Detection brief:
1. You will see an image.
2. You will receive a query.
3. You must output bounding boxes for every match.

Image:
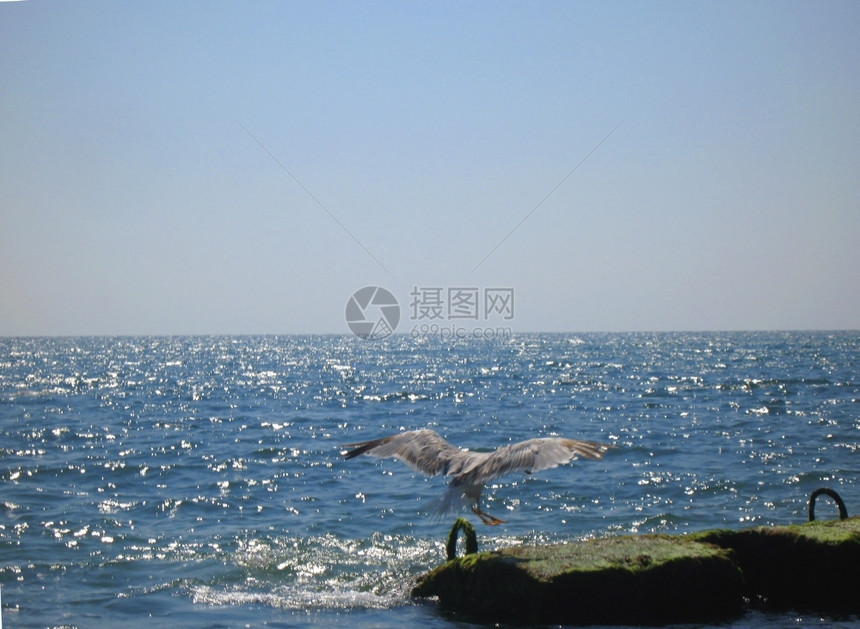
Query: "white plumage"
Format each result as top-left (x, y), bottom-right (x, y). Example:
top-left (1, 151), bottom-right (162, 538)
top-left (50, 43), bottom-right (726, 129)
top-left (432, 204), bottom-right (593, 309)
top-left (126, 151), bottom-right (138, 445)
top-left (343, 428), bottom-right (612, 524)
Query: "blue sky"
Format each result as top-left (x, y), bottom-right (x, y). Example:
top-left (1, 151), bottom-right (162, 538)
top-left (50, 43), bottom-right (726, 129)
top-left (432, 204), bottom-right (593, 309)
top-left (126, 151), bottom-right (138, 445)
top-left (2, 1), bottom-right (858, 335)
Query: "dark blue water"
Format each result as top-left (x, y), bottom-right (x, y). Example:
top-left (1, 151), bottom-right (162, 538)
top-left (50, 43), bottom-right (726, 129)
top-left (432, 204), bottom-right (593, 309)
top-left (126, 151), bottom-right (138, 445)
top-left (1, 333), bottom-right (858, 628)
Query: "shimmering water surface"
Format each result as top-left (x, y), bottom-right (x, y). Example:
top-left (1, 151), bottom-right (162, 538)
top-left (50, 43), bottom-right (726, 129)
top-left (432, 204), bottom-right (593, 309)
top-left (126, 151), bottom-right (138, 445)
top-left (1, 333), bottom-right (858, 628)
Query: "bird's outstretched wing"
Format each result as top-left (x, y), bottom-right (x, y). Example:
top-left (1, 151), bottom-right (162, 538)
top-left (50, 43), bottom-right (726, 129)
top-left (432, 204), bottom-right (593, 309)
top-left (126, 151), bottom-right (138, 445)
top-left (343, 430), bottom-right (612, 483)
top-left (456, 437), bottom-right (613, 486)
top-left (342, 429), bottom-right (466, 477)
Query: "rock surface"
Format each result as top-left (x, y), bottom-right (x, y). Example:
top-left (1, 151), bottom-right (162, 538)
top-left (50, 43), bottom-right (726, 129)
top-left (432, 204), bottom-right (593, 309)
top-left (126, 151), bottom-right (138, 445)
top-left (413, 534), bottom-right (744, 625)
top-left (694, 516), bottom-right (860, 612)
top-left (413, 517), bottom-right (860, 625)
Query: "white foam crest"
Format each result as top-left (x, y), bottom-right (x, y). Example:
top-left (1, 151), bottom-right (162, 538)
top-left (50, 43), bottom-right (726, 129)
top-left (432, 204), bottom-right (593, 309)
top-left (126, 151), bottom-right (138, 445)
top-left (190, 582), bottom-right (406, 610)
top-left (191, 532), bottom-right (446, 611)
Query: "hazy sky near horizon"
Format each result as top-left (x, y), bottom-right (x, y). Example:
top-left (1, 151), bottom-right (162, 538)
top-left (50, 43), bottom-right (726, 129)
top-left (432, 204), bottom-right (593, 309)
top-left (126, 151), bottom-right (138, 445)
top-left (2, 1), bottom-right (858, 335)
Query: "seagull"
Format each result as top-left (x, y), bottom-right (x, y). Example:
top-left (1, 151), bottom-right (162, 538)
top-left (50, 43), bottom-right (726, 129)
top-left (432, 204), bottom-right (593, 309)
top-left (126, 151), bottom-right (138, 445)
top-left (342, 429), bottom-right (612, 525)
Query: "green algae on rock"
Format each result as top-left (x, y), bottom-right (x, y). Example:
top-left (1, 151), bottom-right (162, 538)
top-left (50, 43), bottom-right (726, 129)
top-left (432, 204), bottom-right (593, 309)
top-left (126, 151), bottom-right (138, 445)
top-left (694, 516), bottom-right (860, 612)
top-left (412, 534), bottom-right (744, 625)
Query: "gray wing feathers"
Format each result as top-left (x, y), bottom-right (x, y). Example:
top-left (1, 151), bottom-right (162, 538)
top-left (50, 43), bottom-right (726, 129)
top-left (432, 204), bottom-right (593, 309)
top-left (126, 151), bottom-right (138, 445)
top-left (456, 437), bottom-right (612, 485)
top-left (342, 429), bottom-right (465, 477)
top-left (343, 430), bottom-right (611, 484)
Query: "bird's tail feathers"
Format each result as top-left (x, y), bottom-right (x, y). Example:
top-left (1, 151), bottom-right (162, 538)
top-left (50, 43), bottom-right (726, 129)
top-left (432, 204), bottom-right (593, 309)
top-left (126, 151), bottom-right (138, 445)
top-left (424, 485), bottom-right (472, 518)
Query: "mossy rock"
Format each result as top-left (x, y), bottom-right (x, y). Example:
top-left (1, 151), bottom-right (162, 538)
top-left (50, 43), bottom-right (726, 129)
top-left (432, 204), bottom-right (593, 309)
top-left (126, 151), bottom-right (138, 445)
top-left (412, 534), bottom-right (744, 625)
top-left (694, 516), bottom-right (860, 612)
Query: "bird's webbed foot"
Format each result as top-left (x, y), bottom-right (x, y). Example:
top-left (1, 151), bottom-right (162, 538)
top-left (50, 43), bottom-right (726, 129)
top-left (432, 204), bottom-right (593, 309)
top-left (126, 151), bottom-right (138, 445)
top-left (471, 505), bottom-right (506, 525)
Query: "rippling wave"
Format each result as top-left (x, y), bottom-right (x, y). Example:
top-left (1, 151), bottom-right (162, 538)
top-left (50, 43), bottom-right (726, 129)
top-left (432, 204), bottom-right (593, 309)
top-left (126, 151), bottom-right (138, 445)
top-left (1, 333), bottom-right (858, 627)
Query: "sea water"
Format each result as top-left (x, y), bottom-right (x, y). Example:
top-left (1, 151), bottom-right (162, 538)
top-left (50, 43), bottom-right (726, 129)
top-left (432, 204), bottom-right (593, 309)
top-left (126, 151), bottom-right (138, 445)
top-left (1, 333), bottom-right (858, 628)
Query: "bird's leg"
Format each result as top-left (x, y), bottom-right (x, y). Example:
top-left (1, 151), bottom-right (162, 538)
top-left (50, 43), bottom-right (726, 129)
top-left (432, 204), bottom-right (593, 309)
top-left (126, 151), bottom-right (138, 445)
top-left (471, 504), bottom-right (506, 526)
